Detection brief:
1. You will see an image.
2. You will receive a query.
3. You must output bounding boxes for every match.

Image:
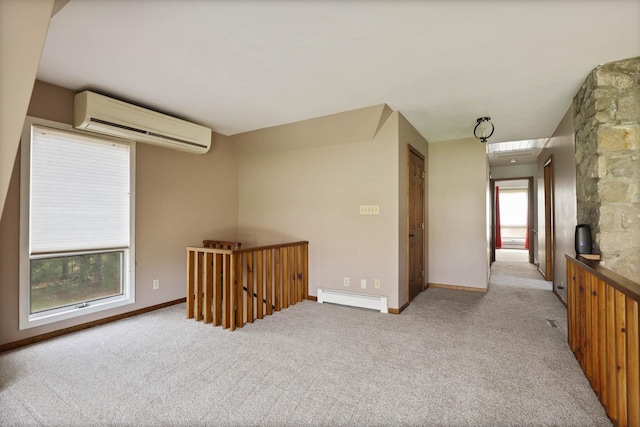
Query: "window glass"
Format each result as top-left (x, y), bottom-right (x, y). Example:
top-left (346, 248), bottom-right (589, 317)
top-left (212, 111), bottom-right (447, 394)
top-left (20, 120), bottom-right (135, 329)
top-left (499, 189), bottom-right (528, 227)
top-left (30, 252), bottom-right (123, 314)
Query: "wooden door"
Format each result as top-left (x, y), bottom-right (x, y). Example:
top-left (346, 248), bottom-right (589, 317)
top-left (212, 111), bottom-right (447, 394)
top-left (490, 179), bottom-right (496, 264)
top-left (543, 157), bottom-right (554, 281)
top-left (527, 178), bottom-right (535, 264)
top-left (408, 147), bottom-right (425, 301)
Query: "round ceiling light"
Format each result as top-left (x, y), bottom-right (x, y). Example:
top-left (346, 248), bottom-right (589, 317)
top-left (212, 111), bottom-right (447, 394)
top-left (474, 117), bottom-right (494, 143)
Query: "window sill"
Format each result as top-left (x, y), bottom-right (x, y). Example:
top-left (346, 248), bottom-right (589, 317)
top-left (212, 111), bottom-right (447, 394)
top-left (20, 294), bottom-right (135, 330)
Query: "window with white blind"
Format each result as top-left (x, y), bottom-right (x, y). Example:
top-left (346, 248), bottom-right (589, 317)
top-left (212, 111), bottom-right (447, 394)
top-left (498, 189), bottom-right (528, 227)
top-left (20, 118), bottom-right (135, 329)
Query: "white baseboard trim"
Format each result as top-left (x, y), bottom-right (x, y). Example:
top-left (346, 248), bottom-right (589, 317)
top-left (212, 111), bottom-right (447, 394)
top-left (428, 283), bottom-right (488, 293)
top-left (317, 288), bottom-right (388, 313)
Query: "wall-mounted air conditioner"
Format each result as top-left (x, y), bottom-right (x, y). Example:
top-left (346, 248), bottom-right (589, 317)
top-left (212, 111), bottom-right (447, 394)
top-left (73, 91), bottom-right (212, 154)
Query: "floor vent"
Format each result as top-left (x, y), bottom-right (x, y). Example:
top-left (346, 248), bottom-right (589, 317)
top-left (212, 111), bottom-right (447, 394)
top-left (546, 319), bottom-right (558, 328)
top-left (317, 288), bottom-right (388, 313)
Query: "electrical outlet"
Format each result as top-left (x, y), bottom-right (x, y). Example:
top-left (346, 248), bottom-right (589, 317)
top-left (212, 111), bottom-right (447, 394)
top-left (153, 279), bottom-right (159, 290)
top-left (361, 279), bottom-right (366, 289)
top-left (374, 279), bottom-right (381, 289)
top-left (344, 277), bottom-right (350, 287)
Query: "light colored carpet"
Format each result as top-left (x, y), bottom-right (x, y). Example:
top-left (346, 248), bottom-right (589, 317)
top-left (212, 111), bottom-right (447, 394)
top-left (495, 249), bottom-right (529, 263)
top-left (1, 262), bottom-right (610, 426)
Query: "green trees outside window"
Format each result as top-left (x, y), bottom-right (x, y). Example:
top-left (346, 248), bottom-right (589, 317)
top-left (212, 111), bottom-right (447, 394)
top-left (30, 252), bottom-right (122, 313)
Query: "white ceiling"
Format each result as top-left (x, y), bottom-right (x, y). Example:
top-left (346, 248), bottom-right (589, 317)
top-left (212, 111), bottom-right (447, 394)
top-left (38, 1), bottom-right (639, 154)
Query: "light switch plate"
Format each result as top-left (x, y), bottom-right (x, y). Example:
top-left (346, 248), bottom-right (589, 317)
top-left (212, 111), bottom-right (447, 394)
top-left (359, 205), bottom-right (380, 215)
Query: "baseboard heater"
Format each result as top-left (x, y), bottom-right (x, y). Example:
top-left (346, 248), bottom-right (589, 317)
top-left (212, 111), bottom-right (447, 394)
top-left (317, 288), bottom-right (388, 313)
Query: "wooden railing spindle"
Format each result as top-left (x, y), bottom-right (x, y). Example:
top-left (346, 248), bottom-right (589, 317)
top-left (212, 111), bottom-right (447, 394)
top-left (223, 253), bottom-right (231, 329)
top-left (303, 243), bottom-right (308, 300)
top-left (288, 246), bottom-right (295, 305)
top-left (247, 252), bottom-right (254, 323)
top-left (187, 241), bottom-right (309, 332)
top-left (204, 252), bottom-right (213, 324)
top-left (296, 245), bottom-right (303, 303)
top-left (235, 254), bottom-right (244, 328)
top-left (187, 250), bottom-right (195, 319)
top-left (228, 253), bottom-right (235, 331)
top-left (195, 252), bottom-right (204, 321)
top-left (214, 253), bottom-right (222, 326)
top-left (257, 250), bottom-right (264, 319)
top-left (282, 248), bottom-right (289, 309)
top-left (266, 249), bottom-right (273, 316)
top-left (275, 249), bottom-right (282, 311)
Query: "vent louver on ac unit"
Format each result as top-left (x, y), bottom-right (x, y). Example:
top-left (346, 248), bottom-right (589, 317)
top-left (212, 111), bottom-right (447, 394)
top-left (73, 91), bottom-right (212, 154)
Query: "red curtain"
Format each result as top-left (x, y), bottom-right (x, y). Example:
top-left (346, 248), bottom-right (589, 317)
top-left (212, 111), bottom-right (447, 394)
top-left (495, 186), bottom-right (502, 248)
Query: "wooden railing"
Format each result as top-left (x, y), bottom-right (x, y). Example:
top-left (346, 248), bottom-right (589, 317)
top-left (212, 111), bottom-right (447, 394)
top-left (566, 255), bottom-right (640, 427)
top-left (186, 241), bottom-right (309, 331)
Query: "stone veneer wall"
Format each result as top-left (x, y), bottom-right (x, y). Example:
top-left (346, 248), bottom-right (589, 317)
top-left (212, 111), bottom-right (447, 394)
top-left (573, 56), bottom-right (640, 283)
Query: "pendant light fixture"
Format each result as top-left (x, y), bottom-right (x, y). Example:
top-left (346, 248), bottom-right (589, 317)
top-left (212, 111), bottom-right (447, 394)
top-left (474, 117), bottom-right (494, 143)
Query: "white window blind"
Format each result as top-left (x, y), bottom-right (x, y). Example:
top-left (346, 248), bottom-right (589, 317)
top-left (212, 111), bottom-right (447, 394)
top-left (498, 189), bottom-right (528, 227)
top-left (30, 126), bottom-right (131, 254)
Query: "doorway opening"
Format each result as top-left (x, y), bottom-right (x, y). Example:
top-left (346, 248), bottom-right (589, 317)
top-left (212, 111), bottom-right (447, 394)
top-left (491, 177), bottom-right (534, 264)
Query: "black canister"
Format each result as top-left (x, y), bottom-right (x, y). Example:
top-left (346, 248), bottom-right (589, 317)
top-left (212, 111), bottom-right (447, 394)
top-left (575, 224), bottom-right (592, 254)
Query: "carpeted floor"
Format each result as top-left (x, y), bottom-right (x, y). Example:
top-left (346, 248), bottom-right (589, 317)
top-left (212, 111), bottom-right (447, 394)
top-left (495, 249), bottom-right (529, 263)
top-left (0, 262), bottom-right (611, 426)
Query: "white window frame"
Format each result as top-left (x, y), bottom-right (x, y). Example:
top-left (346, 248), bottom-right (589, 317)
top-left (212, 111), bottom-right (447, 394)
top-left (498, 188), bottom-right (529, 227)
top-left (19, 117), bottom-right (136, 330)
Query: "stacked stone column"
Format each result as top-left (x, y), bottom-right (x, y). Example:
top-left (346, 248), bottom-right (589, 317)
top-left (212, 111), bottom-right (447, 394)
top-left (574, 57), bottom-right (640, 283)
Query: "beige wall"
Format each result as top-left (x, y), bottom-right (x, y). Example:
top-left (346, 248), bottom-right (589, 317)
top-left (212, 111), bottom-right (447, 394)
top-left (0, 81), bottom-right (239, 345)
top-left (232, 104), bottom-right (393, 157)
top-left (428, 138), bottom-right (489, 289)
top-left (135, 136), bottom-right (239, 303)
top-left (233, 105), bottom-right (421, 310)
top-left (491, 163), bottom-right (538, 180)
top-left (537, 105), bottom-right (576, 303)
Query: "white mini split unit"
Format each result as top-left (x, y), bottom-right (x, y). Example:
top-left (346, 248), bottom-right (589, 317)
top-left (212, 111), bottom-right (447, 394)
top-left (74, 91), bottom-right (212, 154)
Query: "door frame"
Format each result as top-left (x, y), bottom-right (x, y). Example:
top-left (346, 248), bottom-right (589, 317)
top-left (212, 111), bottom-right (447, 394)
top-left (407, 145), bottom-right (426, 304)
top-left (542, 156), bottom-right (554, 281)
top-left (490, 176), bottom-right (535, 264)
